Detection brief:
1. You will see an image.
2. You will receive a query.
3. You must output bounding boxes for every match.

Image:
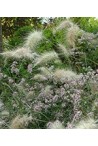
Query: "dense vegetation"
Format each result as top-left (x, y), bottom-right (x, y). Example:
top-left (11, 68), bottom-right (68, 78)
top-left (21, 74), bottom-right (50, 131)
top-left (0, 17), bottom-right (98, 129)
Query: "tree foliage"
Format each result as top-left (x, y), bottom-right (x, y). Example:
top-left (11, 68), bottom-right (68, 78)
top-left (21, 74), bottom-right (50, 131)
top-left (71, 17), bottom-right (98, 33)
top-left (1, 17), bottom-right (43, 38)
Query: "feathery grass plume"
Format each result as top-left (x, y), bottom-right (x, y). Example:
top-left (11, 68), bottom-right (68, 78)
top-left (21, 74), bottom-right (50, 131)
top-left (89, 80), bottom-right (98, 94)
top-left (0, 47), bottom-right (36, 59)
top-left (53, 69), bottom-right (79, 83)
top-left (75, 118), bottom-right (98, 129)
top-left (10, 115), bottom-right (32, 129)
top-left (53, 20), bottom-right (73, 33)
top-left (66, 25), bottom-right (81, 48)
top-left (33, 74), bottom-right (48, 81)
top-left (34, 51), bottom-right (59, 66)
top-left (24, 31), bottom-right (43, 50)
top-left (15, 84), bottom-right (27, 95)
top-left (26, 91), bottom-right (35, 101)
top-left (47, 120), bottom-right (64, 129)
top-left (43, 85), bottom-right (52, 96)
top-left (39, 67), bottom-right (53, 79)
top-left (57, 44), bottom-right (70, 57)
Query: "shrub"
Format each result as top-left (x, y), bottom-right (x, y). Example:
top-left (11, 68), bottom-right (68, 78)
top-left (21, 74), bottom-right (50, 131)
top-left (0, 18), bottom-right (98, 129)
top-left (8, 26), bottom-right (33, 49)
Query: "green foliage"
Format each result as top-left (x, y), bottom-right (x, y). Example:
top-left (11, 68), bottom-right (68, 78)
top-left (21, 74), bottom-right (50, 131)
top-left (71, 17), bottom-right (98, 33)
top-left (36, 28), bottom-right (67, 54)
top-left (8, 26), bottom-right (33, 49)
top-left (1, 17), bottom-right (43, 38)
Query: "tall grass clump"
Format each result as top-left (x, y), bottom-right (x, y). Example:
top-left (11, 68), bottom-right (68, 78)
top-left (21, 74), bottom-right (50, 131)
top-left (24, 31), bottom-right (44, 51)
top-left (0, 18), bottom-right (98, 129)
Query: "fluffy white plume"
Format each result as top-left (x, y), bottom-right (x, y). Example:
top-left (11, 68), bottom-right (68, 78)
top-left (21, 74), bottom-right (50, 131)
top-left (33, 74), bottom-right (48, 81)
top-left (42, 85), bottom-right (52, 96)
top-left (26, 91), bottom-right (35, 101)
top-left (10, 115), bottom-right (32, 129)
top-left (57, 44), bottom-right (70, 57)
top-left (47, 120), bottom-right (64, 129)
top-left (24, 31), bottom-right (43, 50)
top-left (35, 51), bottom-right (59, 66)
top-left (66, 25), bottom-right (81, 48)
top-left (0, 47), bottom-right (37, 59)
top-left (39, 67), bottom-right (53, 79)
top-left (53, 69), bottom-right (79, 83)
top-left (75, 118), bottom-right (98, 129)
top-left (54, 20), bottom-right (73, 33)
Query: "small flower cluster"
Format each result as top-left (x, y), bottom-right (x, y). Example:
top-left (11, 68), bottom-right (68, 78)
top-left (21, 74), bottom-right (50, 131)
top-left (27, 64), bottom-right (33, 73)
top-left (11, 61), bottom-right (19, 75)
top-left (1, 63), bottom-right (98, 128)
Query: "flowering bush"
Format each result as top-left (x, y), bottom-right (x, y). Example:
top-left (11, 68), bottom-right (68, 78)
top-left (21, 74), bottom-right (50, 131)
top-left (0, 18), bottom-right (98, 129)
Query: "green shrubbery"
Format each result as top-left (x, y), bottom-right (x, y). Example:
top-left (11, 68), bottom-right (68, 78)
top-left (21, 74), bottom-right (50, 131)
top-left (72, 17), bottom-right (98, 33)
top-left (4, 26), bottom-right (33, 50)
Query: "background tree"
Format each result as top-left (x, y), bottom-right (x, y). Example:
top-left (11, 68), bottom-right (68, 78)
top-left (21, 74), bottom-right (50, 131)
top-left (71, 17), bottom-right (98, 33)
top-left (1, 17), bottom-right (55, 38)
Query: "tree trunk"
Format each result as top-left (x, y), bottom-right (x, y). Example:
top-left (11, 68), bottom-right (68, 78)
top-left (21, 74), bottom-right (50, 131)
top-left (0, 18), bottom-right (3, 53)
